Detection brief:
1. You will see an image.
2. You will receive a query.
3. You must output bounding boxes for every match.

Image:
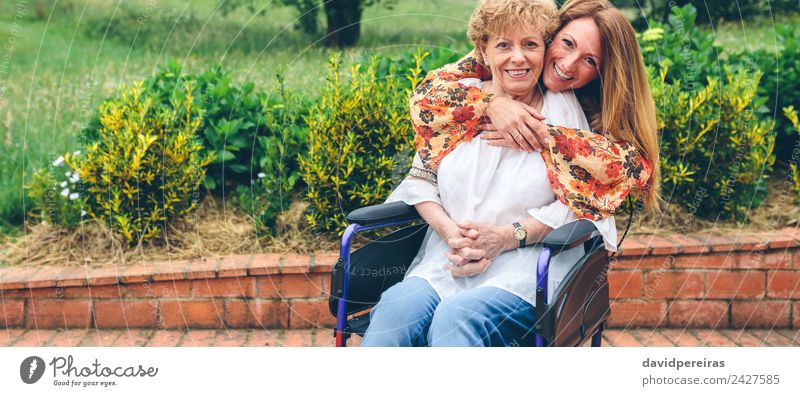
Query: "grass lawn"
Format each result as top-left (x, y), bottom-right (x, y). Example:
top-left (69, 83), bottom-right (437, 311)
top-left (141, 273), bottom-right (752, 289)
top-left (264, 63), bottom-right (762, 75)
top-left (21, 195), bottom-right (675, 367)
top-left (708, 13), bottom-right (800, 53)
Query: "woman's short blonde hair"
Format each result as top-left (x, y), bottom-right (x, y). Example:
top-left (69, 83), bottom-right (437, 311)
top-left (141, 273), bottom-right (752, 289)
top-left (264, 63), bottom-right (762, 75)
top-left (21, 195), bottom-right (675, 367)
top-left (467, 0), bottom-right (559, 52)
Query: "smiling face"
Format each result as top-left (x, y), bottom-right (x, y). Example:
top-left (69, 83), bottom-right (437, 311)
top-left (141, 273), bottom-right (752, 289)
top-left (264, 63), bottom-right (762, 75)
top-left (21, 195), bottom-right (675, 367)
top-left (480, 27), bottom-right (546, 99)
top-left (543, 16), bottom-right (603, 92)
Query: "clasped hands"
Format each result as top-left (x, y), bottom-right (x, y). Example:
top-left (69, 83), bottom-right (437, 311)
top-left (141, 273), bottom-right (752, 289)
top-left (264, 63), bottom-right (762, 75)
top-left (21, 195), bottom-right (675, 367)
top-left (442, 221), bottom-right (514, 278)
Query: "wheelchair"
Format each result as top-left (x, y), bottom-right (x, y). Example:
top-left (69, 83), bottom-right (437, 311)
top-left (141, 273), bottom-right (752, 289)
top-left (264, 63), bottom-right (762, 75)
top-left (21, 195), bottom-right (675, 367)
top-left (328, 201), bottom-right (611, 347)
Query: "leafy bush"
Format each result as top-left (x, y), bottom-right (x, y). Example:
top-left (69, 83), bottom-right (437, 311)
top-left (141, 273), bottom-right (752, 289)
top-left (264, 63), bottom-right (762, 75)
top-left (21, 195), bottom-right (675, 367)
top-left (26, 154), bottom-right (86, 227)
top-left (187, 65), bottom-right (266, 194)
top-left (66, 81), bottom-right (213, 244)
top-left (783, 106), bottom-right (800, 202)
top-left (653, 66), bottom-right (776, 221)
top-left (638, 4), bottom-right (723, 90)
top-left (235, 74), bottom-right (310, 235)
top-left (640, 4), bottom-right (798, 164)
top-left (728, 24), bottom-right (800, 161)
top-left (299, 52), bottom-right (424, 232)
top-left (83, 61), bottom-right (268, 195)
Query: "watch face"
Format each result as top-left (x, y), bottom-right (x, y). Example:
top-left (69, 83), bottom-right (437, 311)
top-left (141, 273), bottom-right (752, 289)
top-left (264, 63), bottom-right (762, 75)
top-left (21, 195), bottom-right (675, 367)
top-left (514, 228), bottom-right (526, 240)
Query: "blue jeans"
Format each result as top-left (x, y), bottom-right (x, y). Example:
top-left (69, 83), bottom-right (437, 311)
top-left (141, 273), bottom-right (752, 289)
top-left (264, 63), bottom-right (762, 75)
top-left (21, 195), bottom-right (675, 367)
top-left (361, 277), bottom-right (538, 347)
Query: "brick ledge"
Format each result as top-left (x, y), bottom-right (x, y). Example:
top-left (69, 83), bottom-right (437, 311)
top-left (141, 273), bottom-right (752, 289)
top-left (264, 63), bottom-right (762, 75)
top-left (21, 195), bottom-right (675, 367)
top-left (1, 228), bottom-right (798, 291)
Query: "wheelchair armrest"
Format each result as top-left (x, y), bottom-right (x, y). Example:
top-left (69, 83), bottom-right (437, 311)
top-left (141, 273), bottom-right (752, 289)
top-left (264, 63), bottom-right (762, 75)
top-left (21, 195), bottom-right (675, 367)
top-left (542, 219), bottom-right (599, 254)
top-left (345, 201), bottom-right (423, 226)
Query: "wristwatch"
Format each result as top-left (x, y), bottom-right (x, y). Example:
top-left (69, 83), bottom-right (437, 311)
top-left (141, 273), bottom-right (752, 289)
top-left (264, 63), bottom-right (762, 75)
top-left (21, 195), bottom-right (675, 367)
top-left (512, 222), bottom-right (527, 248)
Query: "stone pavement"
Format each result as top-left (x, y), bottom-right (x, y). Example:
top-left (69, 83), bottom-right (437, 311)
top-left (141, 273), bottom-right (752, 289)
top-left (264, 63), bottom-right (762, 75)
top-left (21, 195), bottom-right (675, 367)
top-left (2, 328), bottom-right (798, 347)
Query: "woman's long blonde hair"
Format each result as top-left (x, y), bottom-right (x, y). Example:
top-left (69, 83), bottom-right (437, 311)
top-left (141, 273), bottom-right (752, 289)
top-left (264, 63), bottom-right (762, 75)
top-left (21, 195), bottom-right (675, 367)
top-left (560, 0), bottom-right (661, 213)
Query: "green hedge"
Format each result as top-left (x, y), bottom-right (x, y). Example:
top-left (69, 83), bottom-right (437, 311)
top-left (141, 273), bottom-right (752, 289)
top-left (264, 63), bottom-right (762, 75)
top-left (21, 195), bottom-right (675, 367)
top-left (235, 72), bottom-right (309, 235)
top-left (28, 81), bottom-right (213, 243)
top-left (640, 4), bottom-right (799, 166)
top-left (653, 66), bottom-right (776, 221)
top-left (299, 52), bottom-right (425, 232)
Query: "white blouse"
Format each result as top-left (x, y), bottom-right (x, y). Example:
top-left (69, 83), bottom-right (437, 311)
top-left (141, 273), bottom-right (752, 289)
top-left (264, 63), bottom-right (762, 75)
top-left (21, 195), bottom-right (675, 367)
top-left (386, 79), bottom-right (616, 305)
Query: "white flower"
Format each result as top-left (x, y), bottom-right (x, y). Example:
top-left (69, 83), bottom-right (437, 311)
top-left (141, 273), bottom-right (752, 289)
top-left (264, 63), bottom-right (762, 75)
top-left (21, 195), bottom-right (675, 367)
top-left (60, 181), bottom-right (67, 188)
top-left (80, 210), bottom-right (87, 217)
top-left (66, 171), bottom-right (72, 177)
top-left (69, 192), bottom-right (79, 200)
top-left (73, 150), bottom-right (80, 156)
top-left (70, 173), bottom-right (80, 183)
top-left (60, 188), bottom-right (70, 197)
top-left (257, 172), bottom-right (266, 179)
top-left (53, 156), bottom-right (64, 167)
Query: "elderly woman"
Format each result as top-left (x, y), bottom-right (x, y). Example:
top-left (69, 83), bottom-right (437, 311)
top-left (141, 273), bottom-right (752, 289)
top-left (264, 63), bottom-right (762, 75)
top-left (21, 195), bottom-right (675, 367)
top-left (361, 0), bottom-right (623, 347)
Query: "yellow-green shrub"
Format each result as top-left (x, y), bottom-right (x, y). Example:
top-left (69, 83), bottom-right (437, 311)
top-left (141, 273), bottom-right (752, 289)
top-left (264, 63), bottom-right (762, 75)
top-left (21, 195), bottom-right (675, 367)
top-left (64, 81), bottom-right (214, 244)
top-left (783, 106), bottom-right (800, 202)
top-left (652, 66), bottom-right (776, 221)
top-left (26, 154), bottom-right (86, 227)
top-left (299, 52), bottom-right (425, 232)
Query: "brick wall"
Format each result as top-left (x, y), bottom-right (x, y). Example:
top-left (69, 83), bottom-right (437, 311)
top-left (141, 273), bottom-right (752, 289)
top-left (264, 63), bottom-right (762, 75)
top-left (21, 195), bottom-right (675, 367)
top-left (1, 230), bottom-right (799, 330)
top-left (609, 232), bottom-right (799, 328)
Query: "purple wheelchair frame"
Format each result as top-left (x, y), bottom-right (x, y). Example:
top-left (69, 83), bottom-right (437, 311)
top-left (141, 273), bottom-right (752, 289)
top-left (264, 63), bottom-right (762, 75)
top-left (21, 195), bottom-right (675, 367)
top-left (334, 220), bottom-right (604, 347)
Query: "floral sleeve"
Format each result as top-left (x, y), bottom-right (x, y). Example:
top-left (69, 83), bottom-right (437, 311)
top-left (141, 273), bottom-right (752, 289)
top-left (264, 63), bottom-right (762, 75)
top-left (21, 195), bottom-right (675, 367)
top-left (409, 49), bottom-right (494, 170)
top-left (541, 125), bottom-right (653, 220)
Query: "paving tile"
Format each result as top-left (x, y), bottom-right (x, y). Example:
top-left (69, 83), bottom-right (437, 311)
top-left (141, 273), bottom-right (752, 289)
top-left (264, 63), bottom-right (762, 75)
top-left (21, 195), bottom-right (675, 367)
top-left (0, 328), bottom-right (27, 346)
top-left (12, 330), bottom-right (57, 346)
top-left (720, 329), bottom-right (767, 346)
top-left (179, 330), bottom-right (218, 347)
top-left (79, 330), bottom-right (122, 347)
top-left (47, 329), bottom-right (88, 347)
top-left (245, 329), bottom-right (282, 347)
top-left (691, 329), bottom-right (739, 347)
top-left (5, 328), bottom-right (796, 347)
top-left (317, 331), bottom-right (339, 347)
top-left (774, 329), bottom-right (800, 346)
top-left (659, 329), bottom-right (704, 346)
top-left (281, 329), bottom-right (316, 347)
top-left (145, 330), bottom-right (185, 347)
top-left (747, 329), bottom-right (797, 347)
top-left (213, 330), bottom-right (249, 347)
top-left (629, 329), bottom-right (675, 346)
top-left (112, 329), bottom-right (154, 347)
top-left (603, 329), bottom-right (643, 346)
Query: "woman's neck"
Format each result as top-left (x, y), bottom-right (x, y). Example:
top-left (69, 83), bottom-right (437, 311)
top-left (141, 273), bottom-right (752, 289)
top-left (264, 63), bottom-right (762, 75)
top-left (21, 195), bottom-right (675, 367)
top-left (511, 90), bottom-right (542, 109)
top-left (482, 81), bottom-right (545, 111)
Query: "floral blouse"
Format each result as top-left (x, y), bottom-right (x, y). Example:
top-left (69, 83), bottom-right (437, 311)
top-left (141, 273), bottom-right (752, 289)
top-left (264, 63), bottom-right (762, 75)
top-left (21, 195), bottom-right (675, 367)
top-left (409, 49), bottom-right (653, 220)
